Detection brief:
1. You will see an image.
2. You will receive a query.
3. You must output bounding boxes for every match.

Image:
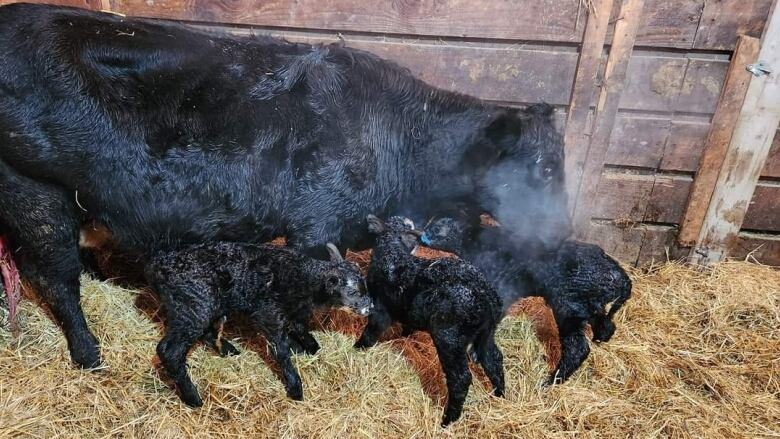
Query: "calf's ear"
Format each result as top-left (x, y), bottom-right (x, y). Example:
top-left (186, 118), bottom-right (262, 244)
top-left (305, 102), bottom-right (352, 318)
top-left (366, 214), bottom-right (386, 234)
top-left (401, 232), bottom-right (419, 250)
top-left (325, 243), bottom-right (344, 263)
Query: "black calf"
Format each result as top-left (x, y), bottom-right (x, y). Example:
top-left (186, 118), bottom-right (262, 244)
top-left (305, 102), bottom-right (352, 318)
top-left (421, 218), bottom-right (632, 383)
top-left (357, 215), bottom-right (504, 426)
top-left (145, 242), bottom-right (370, 406)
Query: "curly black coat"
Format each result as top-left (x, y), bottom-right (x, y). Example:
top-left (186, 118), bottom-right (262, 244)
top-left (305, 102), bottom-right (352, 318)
top-left (421, 218), bottom-right (631, 384)
top-left (0, 3), bottom-right (569, 368)
top-left (357, 215), bottom-right (504, 426)
top-left (144, 242), bottom-right (370, 407)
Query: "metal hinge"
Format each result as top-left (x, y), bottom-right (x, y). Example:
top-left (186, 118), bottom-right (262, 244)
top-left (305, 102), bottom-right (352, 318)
top-left (746, 61), bottom-right (772, 77)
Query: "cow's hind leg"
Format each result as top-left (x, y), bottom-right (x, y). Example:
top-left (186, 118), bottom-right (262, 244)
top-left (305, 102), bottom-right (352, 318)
top-left (0, 163), bottom-right (100, 368)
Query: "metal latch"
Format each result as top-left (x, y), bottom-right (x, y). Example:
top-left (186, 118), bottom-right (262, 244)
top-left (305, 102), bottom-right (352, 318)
top-left (746, 61), bottom-right (772, 77)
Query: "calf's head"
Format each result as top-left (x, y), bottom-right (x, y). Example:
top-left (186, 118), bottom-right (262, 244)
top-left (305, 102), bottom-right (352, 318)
top-left (419, 217), bottom-right (466, 254)
top-left (322, 243), bottom-right (372, 316)
top-left (366, 214), bottom-right (422, 253)
top-left (469, 103), bottom-right (572, 250)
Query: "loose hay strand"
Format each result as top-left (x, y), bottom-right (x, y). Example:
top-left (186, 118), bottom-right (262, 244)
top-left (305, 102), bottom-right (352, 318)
top-left (0, 261), bottom-right (778, 438)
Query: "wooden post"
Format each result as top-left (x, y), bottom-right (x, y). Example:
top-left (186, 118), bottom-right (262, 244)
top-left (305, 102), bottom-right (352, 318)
top-left (677, 35), bottom-right (761, 246)
top-left (564, 0), bottom-right (615, 213)
top-left (690, 0), bottom-right (780, 265)
top-left (572, 0), bottom-right (645, 238)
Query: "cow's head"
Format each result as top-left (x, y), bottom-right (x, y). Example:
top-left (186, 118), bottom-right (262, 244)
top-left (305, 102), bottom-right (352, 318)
top-left (467, 103), bottom-right (572, 250)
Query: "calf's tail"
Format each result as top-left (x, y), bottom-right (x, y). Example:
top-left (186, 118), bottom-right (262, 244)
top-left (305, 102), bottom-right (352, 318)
top-left (606, 275), bottom-right (632, 320)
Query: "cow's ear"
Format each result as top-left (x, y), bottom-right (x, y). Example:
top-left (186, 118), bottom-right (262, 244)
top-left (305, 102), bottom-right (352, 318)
top-left (485, 108), bottom-right (522, 150)
top-left (465, 109), bottom-right (521, 170)
top-left (366, 214), bottom-right (386, 234)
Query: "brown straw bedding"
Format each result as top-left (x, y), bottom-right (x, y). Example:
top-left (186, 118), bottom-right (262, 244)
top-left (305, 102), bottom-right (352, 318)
top-left (1, 259), bottom-right (778, 438)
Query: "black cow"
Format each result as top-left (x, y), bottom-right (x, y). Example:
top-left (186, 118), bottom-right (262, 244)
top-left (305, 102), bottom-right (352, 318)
top-left (0, 4), bottom-right (570, 368)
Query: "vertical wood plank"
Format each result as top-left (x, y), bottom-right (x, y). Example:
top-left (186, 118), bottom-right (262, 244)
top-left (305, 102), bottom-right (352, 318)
top-left (677, 35), bottom-right (761, 246)
top-left (573, 0), bottom-right (646, 238)
top-left (691, 0), bottom-right (780, 264)
top-left (564, 0), bottom-right (615, 213)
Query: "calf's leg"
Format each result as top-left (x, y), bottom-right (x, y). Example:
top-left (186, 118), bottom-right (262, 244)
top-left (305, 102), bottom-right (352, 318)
top-left (252, 310), bottom-right (303, 400)
top-left (431, 329), bottom-right (472, 426)
top-left (473, 330), bottom-right (505, 397)
top-left (157, 312), bottom-right (213, 407)
top-left (548, 316), bottom-right (589, 385)
top-left (0, 166), bottom-right (100, 368)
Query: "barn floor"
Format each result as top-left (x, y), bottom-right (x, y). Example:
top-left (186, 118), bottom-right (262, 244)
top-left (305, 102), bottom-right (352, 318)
top-left (0, 260), bottom-right (778, 438)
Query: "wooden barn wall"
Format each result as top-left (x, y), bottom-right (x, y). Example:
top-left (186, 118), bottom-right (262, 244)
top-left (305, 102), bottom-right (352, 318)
top-left (1, 0), bottom-right (776, 265)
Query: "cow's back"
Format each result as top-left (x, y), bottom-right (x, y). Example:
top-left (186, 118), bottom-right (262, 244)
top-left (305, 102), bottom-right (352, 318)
top-left (0, 4), bottom-right (317, 249)
top-left (0, 4), bottom-right (493, 253)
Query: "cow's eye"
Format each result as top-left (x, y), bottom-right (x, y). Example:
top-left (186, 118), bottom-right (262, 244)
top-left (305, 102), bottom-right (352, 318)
top-left (542, 166), bottom-right (554, 180)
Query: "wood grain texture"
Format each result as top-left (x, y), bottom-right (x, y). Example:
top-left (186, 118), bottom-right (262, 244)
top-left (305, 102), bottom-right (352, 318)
top-left (585, 221), bottom-right (645, 263)
top-left (604, 116), bottom-right (670, 169)
top-left (591, 173), bottom-right (655, 221)
top-left (636, 225), bottom-right (690, 265)
top-left (660, 121), bottom-right (711, 172)
top-left (694, 0), bottom-right (774, 49)
top-left (741, 183), bottom-right (780, 231)
top-left (692, 3), bottom-right (780, 264)
top-left (591, 172), bottom-right (691, 224)
top-left (564, 0), bottom-right (615, 214)
top-left (573, 0), bottom-right (645, 238)
top-left (107, 0), bottom-right (587, 43)
top-left (730, 232), bottom-right (780, 265)
top-left (644, 175), bottom-right (692, 224)
top-left (0, 0), bottom-right (91, 6)
top-left (760, 129), bottom-right (780, 177)
top-left (619, 0), bottom-right (703, 48)
top-left (100, 0), bottom-right (768, 49)
top-left (675, 58), bottom-right (729, 114)
top-left (677, 36), bottom-right (760, 246)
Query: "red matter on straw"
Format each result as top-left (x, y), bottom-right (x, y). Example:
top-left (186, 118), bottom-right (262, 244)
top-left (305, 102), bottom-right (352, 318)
top-left (0, 236), bottom-right (21, 335)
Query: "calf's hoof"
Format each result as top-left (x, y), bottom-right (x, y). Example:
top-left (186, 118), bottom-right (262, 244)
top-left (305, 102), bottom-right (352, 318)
top-left (70, 337), bottom-right (103, 370)
top-left (591, 320), bottom-right (616, 343)
top-left (286, 386), bottom-right (304, 401)
top-left (179, 386), bottom-right (204, 408)
top-left (441, 411), bottom-right (460, 427)
top-left (353, 338), bottom-right (374, 350)
top-left (218, 340), bottom-right (241, 357)
top-left (300, 340), bottom-right (320, 355)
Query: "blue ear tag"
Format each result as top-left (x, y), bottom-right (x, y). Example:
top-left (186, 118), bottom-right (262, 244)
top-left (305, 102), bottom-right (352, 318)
top-left (420, 233), bottom-right (432, 246)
